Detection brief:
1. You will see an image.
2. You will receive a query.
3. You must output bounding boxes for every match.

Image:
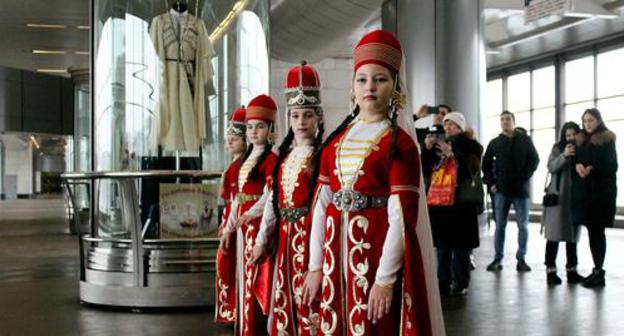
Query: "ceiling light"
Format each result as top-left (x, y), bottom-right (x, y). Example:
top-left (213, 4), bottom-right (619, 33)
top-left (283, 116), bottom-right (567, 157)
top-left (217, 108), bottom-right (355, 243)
top-left (26, 23), bottom-right (67, 29)
top-left (37, 68), bottom-right (68, 74)
top-left (75, 51), bottom-right (89, 55)
top-left (210, 0), bottom-right (248, 43)
top-left (30, 136), bottom-right (40, 149)
top-left (76, 25), bottom-right (90, 30)
top-left (33, 50), bottom-right (67, 55)
top-left (563, 12), bottom-right (618, 19)
top-left (486, 49), bottom-right (501, 55)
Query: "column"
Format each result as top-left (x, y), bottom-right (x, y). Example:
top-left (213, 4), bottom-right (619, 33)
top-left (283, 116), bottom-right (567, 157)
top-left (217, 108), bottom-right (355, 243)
top-left (383, 0), bottom-right (485, 132)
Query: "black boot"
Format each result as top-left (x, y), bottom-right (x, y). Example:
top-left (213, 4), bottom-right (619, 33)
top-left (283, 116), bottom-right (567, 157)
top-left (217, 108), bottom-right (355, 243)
top-left (566, 268), bottom-right (585, 284)
top-left (547, 268), bottom-right (562, 286)
top-left (582, 269), bottom-right (605, 288)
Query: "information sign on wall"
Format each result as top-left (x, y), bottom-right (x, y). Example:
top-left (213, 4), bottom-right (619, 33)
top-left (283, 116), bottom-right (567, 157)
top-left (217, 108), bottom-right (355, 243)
top-left (525, 0), bottom-right (570, 23)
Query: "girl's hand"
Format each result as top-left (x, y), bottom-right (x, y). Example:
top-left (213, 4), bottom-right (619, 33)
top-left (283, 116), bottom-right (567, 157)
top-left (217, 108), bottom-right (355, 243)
top-left (219, 230), bottom-right (232, 250)
top-left (302, 270), bottom-right (322, 307)
top-left (367, 283), bottom-right (393, 324)
top-left (235, 214), bottom-right (255, 230)
top-left (249, 244), bottom-right (265, 265)
top-left (437, 141), bottom-right (453, 158)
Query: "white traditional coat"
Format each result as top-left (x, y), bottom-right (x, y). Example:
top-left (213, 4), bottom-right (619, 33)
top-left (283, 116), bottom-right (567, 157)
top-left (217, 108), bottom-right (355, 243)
top-left (149, 9), bottom-right (215, 151)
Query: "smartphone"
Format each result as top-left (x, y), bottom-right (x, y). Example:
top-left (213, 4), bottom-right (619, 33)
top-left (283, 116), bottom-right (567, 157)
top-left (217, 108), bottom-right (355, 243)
top-left (427, 106), bottom-right (439, 115)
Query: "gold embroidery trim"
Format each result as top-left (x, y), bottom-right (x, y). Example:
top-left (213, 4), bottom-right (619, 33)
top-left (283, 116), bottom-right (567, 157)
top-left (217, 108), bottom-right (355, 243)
top-left (337, 126), bottom-right (390, 190)
top-left (339, 154), bottom-right (367, 159)
top-left (347, 215), bottom-right (370, 336)
top-left (320, 217), bottom-right (338, 334)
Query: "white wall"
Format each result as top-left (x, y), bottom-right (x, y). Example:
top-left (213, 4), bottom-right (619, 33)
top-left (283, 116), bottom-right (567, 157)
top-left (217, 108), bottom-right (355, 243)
top-left (4, 141), bottom-right (34, 196)
top-left (270, 58), bottom-right (353, 140)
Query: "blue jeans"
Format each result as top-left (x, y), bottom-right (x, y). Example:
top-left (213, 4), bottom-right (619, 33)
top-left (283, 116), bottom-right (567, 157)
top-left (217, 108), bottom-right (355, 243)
top-left (437, 248), bottom-right (471, 289)
top-left (493, 192), bottom-right (530, 261)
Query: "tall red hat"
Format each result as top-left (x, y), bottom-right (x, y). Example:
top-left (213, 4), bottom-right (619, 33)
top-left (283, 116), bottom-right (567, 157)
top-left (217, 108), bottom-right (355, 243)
top-left (246, 94), bottom-right (277, 123)
top-left (227, 106), bottom-right (246, 136)
top-left (353, 29), bottom-right (403, 74)
top-left (285, 61), bottom-right (321, 109)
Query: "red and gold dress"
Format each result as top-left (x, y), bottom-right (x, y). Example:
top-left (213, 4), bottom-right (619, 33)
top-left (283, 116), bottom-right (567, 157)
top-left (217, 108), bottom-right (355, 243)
top-left (256, 145), bottom-right (321, 335)
top-left (215, 156), bottom-right (243, 324)
top-left (309, 119), bottom-right (433, 336)
top-left (225, 146), bottom-right (277, 336)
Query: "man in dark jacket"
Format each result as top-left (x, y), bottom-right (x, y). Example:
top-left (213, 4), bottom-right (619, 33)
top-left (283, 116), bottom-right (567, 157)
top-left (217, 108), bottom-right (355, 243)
top-left (482, 111), bottom-right (539, 272)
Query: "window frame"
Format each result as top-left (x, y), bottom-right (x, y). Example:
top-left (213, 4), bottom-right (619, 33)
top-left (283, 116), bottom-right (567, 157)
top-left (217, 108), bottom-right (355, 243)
top-left (486, 37), bottom-right (624, 216)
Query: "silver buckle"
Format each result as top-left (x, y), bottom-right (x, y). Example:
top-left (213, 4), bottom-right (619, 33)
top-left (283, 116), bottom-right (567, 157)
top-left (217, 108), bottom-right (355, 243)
top-left (279, 206), bottom-right (309, 222)
top-left (333, 189), bottom-right (367, 212)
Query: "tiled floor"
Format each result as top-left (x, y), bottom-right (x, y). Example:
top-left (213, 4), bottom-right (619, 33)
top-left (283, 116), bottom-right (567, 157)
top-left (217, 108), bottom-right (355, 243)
top-left (1, 198), bottom-right (623, 335)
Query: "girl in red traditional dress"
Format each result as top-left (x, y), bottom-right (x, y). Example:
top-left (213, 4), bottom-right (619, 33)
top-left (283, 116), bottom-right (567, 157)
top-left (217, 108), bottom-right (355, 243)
top-left (215, 106), bottom-right (247, 325)
top-left (250, 61), bottom-right (325, 335)
top-left (220, 95), bottom-right (278, 336)
top-left (302, 30), bottom-right (445, 336)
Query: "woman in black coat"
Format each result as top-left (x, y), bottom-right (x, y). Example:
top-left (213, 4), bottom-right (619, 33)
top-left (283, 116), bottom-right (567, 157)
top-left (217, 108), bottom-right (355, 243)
top-left (571, 108), bottom-right (618, 288)
top-left (423, 112), bottom-right (483, 295)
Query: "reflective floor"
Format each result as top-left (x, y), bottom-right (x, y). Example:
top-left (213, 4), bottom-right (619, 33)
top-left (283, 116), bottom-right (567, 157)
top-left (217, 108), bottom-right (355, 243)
top-left (1, 198), bottom-right (623, 335)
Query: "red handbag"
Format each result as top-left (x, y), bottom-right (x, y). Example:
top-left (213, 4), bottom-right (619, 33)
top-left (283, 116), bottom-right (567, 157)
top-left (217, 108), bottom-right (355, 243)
top-left (427, 157), bottom-right (458, 206)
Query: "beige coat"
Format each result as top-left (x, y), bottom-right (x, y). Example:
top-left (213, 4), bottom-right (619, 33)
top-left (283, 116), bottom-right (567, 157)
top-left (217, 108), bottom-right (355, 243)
top-left (149, 10), bottom-right (215, 151)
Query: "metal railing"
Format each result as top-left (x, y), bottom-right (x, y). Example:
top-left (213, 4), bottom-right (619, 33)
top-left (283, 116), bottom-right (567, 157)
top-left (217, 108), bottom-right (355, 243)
top-left (61, 170), bottom-right (222, 307)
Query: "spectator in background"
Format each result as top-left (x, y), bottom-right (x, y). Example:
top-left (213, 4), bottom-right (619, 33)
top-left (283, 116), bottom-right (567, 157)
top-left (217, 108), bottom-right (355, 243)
top-left (541, 122), bottom-right (584, 285)
top-left (415, 103), bottom-right (453, 189)
top-left (572, 108), bottom-right (618, 288)
top-left (483, 111), bottom-right (539, 272)
top-left (422, 112), bottom-right (483, 295)
top-left (437, 104), bottom-right (452, 115)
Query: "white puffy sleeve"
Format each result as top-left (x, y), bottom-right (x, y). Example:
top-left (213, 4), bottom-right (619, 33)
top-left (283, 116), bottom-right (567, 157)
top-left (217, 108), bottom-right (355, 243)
top-left (308, 185), bottom-right (331, 272)
top-left (255, 191), bottom-right (277, 248)
top-left (374, 194), bottom-right (405, 286)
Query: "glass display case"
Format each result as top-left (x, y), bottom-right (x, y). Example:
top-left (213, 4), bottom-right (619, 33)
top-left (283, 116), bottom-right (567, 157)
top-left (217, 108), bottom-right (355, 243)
top-left (92, 0), bottom-right (269, 239)
top-left (64, 0), bottom-right (270, 307)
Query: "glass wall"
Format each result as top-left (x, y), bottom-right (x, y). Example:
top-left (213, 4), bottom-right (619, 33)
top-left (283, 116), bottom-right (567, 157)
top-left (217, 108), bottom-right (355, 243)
top-left (483, 65), bottom-right (556, 204)
top-left (485, 43), bottom-right (624, 208)
top-left (91, 0), bottom-right (270, 237)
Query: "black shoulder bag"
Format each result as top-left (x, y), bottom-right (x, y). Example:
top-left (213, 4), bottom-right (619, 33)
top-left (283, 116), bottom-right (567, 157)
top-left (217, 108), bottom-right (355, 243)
top-left (542, 172), bottom-right (560, 207)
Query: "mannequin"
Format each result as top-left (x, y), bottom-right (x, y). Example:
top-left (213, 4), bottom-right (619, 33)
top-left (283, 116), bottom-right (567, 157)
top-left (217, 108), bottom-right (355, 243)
top-left (171, 0), bottom-right (188, 13)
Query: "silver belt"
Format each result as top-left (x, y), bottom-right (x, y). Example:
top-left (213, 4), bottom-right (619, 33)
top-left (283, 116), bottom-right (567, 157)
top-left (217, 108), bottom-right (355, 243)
top-left (331, 190), bottom-right (388, 212)
top-left (279, 206), bottom-right (309, 222)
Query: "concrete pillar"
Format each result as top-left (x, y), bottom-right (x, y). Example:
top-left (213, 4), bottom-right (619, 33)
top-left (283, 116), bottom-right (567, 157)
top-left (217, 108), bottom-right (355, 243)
top-left (0, 138), bottom-right (5, 199)
top-left (387, 0), bottom-right (437, 107)
top-left (435, 0), bottom-right (484, 131)
top-left (384, 0), bottom-right (485, 133)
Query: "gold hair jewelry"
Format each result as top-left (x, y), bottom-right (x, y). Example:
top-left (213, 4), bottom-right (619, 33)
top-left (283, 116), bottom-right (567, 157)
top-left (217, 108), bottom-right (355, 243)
top-left (390, 91), bottom-right (407, 110)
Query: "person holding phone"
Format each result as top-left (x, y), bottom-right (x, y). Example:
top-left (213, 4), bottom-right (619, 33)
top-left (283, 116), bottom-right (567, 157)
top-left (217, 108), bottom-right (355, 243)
top-left (422, 112), bottom-right (483, 295)
top-left (541, 122), bottom-right (584, 285)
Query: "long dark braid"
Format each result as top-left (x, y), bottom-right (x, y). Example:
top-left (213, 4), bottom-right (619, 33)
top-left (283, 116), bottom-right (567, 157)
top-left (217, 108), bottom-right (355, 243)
top-left (241, 144), bottom-right (254, 164)
top-left (388, 74), bottom-right (402, 160)
top-left (271, 128), bottom-right (295, 223)
top-left (307, 111), bottom-right (326, 204)
top-left (249, 145), bottom-right (273, 180)
top-left (388, 109), bottom-right (400, 160)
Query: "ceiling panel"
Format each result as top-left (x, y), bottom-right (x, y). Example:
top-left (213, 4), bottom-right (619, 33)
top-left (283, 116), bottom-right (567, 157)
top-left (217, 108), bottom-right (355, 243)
top-left (0, 0), bottom-right (89, 75)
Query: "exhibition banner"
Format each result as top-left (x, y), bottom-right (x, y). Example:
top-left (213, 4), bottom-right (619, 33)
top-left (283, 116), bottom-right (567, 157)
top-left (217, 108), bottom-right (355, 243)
top-left (159, 183), bottom-right (219, 238)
